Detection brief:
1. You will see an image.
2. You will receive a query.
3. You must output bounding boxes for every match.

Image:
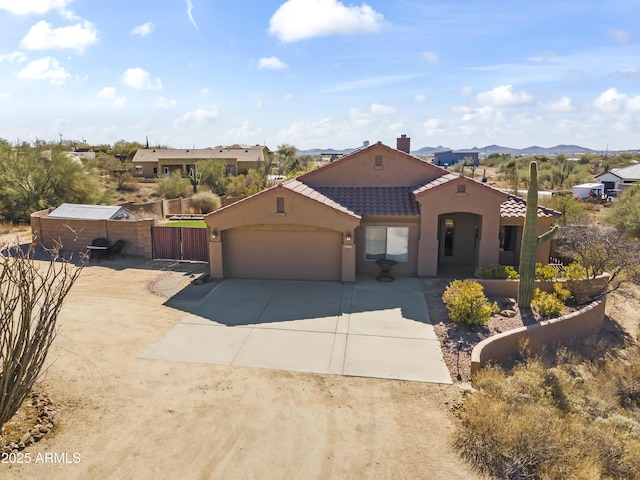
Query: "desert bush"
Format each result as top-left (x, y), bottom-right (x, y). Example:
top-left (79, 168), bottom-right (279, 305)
top-left (535, 262), bottom-right (558, 281)
top-left (457, 357), bottom-right (640, 479)
top-left (562, 262), bottom-right (587, 280)
top-left (190, 191), bottom-right (221, 214)
top-left (442, 280), bottom-right (497, 326)
top-left (475, 263), bottom-right (519, 279)
top-left (156, 171), bottom-right (192, 199)
top-left (531, 290), bottom-right (563, 317)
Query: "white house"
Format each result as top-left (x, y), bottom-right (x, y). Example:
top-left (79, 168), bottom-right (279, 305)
top-left (595, 163), bottom-right (640, 192)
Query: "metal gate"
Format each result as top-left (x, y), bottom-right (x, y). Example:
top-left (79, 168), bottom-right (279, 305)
top-left (152, 226), bottom-right (209, 262)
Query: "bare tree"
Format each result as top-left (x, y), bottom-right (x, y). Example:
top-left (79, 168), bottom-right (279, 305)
top-left (557, 223), bottom-right (640, 296)
top-left (0, 244), bottom-right (83, 432)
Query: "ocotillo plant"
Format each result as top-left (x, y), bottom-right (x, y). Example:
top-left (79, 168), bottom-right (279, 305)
top-left (518, 161), bottom-right (559, 307)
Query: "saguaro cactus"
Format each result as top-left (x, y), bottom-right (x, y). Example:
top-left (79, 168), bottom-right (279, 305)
top-left (518, 161), bottom-right (558, 307)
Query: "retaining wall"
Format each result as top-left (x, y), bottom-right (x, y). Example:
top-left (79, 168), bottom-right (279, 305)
top-left (470, 295), bottom-right (607, 376)
top-left (475, 274), bottom-right (609, 298)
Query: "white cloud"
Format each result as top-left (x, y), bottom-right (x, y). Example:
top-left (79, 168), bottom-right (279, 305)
top-left (543, 96), bottom-right (574, 112)
top-left (283, 92), bottom-right (294, 101)
top-left (173, 106), bottom-right (218, 128)
top-left (424, 118), bottom-right (440, 129)
top-left (0, 0), bottom-right (73, 15)
top-left (475, 85), bottom-right (533, 106)
top-left (155, 96), bottom-right (176, 109)
top-left (258, 56), bottom-right (288, 70)
top-left (608, 29), bottom-right (632, 45)
top-left (200, 88), bottom-right (209, 96)
top-left (224, 121), bottom-right (263, 140)
top-left (0, 51), bottom-right (27, 63)
top-left (414, 93), bottom-right (428, 103)
top-left (122, 67), bottom-right (162, 90)
top-left (0, 93), bottom-right (11, 100)
top-left (113, 97), bottom-right (126, 108)
top-left (132, 22), bottom-right (155, 36)
top-left (370, 103), bottom-right (396, 115)
top-left (422, 51), bottom-right (438, 64)
top-left (97, 86), bottom-right (116, 98)
top-left (18, 56), bottom-right (70, 86)
top-left (21, 20), bottom-right (98, 53)
top-left (186, 0), bottom-right (199, 31)
top-left (593, 87), bottom-right (640, 113)
top-left (268, 0), bottom-right (384, 42)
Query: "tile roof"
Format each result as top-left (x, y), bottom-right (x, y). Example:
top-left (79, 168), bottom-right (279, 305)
top-left (500, 195), bottom-right (560, 218)
top-left (412, 172), bottom-right (460, 194)
top-left (282, 180), bottom-right (362, 218)
top-left (312, 186), bottom-right (420, 216)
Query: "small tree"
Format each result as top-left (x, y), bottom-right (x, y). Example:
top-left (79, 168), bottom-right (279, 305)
top-left (0, 245), bottom-right (83, 432)
top-left (156, 171), bottom-right (192, 199)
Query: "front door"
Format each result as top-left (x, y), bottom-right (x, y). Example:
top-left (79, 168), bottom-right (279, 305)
top-left (438, 217), bottom-right (456, 264)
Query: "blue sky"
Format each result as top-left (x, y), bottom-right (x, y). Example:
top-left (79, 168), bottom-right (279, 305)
top-left (1, 0), bottom-right (639, 151)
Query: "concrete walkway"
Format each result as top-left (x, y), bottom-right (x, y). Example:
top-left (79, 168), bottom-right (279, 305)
top-left (141, 276), bottom-right (451, 383)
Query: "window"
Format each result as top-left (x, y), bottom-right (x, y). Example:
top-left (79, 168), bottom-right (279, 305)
top-left (499, 226), bottom-right (517, 252)
top-left (374, 155), bottom-right (383, 168)
top-left (365, 227), bottom-right (409, 262)
top-left (276, 197), bottom-right (285, 214)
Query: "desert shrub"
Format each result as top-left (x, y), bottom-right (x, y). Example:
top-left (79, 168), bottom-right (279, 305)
top-left (531, 287), bottom-right (566, 318)
top-left (562, 262), bottom-right (587, 280)
top-left (156, 171), bottom-right (191, 199)
top-left (190, 191), bottom-right (221, 214)
top-left (442, 280), bottom-right (497, 326)
top-left (456, 357), bottom-right (640, 479)
top-left (475, 263), bottom-right (519, 279)
top-left (535, 262), bottom-right (558, 281)
top-left (552, 282), bottom-right (571, 302)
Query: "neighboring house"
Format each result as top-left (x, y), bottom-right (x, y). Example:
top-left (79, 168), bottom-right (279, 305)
top-left (595, 163), bottom-right (640, 192)
top-left (433, 150), bottom-right (479, 167)
top-left (131, 144), bottom-right (269, 178)
top-left (204, 137), bottom-right (559, 282)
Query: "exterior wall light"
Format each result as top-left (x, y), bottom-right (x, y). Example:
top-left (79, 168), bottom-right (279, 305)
top-left (211, 229), bottom-right (218, 239)
top-left (345, 232), bottom-right (352, 243)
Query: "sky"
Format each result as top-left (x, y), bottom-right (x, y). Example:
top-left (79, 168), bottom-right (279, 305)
top-left (1, 0), bottom-right (639, 151)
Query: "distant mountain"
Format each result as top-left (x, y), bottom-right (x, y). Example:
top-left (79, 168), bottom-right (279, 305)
top-left (298, 144), bottom-right (615, 157)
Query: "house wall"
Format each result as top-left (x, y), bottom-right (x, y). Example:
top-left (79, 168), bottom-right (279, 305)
top-left (300, 144), bottom-right (446, 188)
top-left (205, 186), bottom-right (360, 281)
top-left (354, 217), bottom-right (420, 276)
top-left (30, 209), bottom-right (154, 258)
top-left (416, 177), bottom-right (505, 276)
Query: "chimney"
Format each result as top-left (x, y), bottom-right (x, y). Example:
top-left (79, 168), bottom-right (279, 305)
top-left (397, 134), bottom-right (410, 154)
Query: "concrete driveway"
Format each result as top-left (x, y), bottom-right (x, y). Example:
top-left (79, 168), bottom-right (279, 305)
top-left (141, 276), bottom-right (451, 383)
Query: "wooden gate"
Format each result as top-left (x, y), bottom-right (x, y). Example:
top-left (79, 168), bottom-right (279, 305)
top-left (152, 226), bottom-right (209, 262)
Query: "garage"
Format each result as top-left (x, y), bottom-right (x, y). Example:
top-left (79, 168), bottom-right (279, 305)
top-left (222, 227), bottom-right (343, 281)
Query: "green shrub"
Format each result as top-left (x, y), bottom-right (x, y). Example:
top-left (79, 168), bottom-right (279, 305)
top-left (553, 282), bottom-right (571, 302)
top-left (190, 191), bottom-right (221, 213)
top-left (536, 262), bottom-right (558, 281)
top-left (531, 288), bottom-right (565, 317)
top-left (562, 262), bottom-right (587, 280)
top-left (475, 264), bottom-right (519, 279)
top-left (442, 280), bottom-right (497, 326)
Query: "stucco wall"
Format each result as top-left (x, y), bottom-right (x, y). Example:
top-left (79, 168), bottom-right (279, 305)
top-left (470, 295), bottom-right (607, 376)
top-left (300, 144), bottom-right (446, 188)
top-left (475, 273), bottom-right (610, 297)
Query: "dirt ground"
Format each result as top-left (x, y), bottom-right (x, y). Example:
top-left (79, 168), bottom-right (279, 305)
top-left (1, 241), bottom-right (480, 479)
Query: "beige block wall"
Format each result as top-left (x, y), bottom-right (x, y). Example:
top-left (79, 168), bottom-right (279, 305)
top-left (471, 295), bottom-right (606, 375)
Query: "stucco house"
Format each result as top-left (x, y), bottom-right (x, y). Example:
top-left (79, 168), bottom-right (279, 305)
top-left (131, 144), bottom-right (269, 178)
top-left (205, 138), bottom-right (559, 282)
top-left (595, 163), bottom-right (640, 193)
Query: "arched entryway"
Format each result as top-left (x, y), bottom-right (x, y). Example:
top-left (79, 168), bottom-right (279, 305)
top-left (437, 213), bottom-right (481, 273)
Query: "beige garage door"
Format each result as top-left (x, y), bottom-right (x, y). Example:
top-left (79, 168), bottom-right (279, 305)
top-left (223, 228), bottom-right (342, 281)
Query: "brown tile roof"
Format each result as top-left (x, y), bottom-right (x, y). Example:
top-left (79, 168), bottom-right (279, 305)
top-left (412, 172), bottom-right (460, 194)
top-left (282, 180), bottom-right (362, 218)
top-left (312, 186), bottom-right (420, 216)
top-left (501, 195), bottom-right (560, 218)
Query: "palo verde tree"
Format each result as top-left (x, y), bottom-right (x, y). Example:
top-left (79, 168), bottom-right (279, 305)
top-left (0, 244), bottom-right (84, 432)
top-left (518, 161), bottom-right (559, 308)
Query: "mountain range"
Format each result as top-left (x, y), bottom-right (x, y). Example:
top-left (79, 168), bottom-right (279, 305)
top-left (297, 144), bottom-right (640, 157)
